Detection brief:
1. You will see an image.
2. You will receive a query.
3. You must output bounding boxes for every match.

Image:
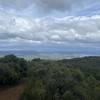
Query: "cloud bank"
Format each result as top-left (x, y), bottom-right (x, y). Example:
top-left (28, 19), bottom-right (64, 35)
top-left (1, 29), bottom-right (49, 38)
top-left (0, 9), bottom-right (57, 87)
top-left (0, 0), bottom-right (99, 13)
top-left (0, 0), bottom-right (100, 54)
top-left (0, 15), bottom-right (100, 44)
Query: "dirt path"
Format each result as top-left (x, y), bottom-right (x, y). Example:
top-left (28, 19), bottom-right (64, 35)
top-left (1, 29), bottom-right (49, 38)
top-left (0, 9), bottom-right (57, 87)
top-left (0, 81), bottom-right (26, 100)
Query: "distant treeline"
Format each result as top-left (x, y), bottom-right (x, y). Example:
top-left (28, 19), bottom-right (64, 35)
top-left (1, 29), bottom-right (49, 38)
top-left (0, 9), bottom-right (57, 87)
top-left (0, 55), bottom-right (100, 100)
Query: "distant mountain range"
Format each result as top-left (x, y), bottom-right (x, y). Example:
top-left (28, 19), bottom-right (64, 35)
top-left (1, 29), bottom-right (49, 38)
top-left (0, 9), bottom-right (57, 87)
top-left (0, 50), bottom-right (100, 60)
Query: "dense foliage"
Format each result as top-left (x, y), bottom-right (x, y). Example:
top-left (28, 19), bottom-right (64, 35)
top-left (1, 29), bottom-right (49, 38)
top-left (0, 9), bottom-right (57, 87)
top-left (20, 57), bottom-right (100, 100)
top-left (0, 55), bottom-right (28, 85)
top-left (0, 55), bottom-right (100, 99)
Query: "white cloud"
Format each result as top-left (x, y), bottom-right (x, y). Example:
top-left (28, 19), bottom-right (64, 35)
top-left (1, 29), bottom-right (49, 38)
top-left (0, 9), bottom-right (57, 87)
top-left (0, 13), bottom-right (100, 44)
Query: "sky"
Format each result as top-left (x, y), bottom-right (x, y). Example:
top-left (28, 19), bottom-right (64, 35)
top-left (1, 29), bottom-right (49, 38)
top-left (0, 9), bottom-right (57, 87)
top-left (0, 0), bottom-right (100, 55)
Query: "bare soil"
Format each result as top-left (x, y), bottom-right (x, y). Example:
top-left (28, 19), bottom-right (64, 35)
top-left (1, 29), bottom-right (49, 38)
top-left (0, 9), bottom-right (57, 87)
top-left (0, 81), bottom-right (26, 100)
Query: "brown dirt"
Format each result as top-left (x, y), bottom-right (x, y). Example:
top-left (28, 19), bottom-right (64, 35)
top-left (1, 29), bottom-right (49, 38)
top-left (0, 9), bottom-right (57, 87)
top-left (0, 81), bottom-right (26, 100)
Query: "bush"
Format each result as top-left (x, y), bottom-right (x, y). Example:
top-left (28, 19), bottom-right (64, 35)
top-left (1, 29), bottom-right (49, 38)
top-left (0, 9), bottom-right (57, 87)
top-left (21, 58), bottom-right (100, 100)
top-left (0, 55), bottom-right (28, 85)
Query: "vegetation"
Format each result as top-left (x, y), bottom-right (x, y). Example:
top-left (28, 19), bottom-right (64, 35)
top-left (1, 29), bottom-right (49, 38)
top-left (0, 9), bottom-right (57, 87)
top-left (21, 57), bottom-right (100, 100)
top-left (0, 55), bottom-right (100, 100)
top-left (0, 55), bottom-right (28, 85)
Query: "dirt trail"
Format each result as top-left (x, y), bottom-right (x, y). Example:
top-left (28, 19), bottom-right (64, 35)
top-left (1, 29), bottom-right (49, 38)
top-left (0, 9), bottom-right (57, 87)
top-left (0, 81), bottom-right (26, 100)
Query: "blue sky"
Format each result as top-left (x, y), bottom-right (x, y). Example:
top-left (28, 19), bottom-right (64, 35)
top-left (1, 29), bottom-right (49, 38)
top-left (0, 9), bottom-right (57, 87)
top-left (0, 0), bottom-right (100, 55)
